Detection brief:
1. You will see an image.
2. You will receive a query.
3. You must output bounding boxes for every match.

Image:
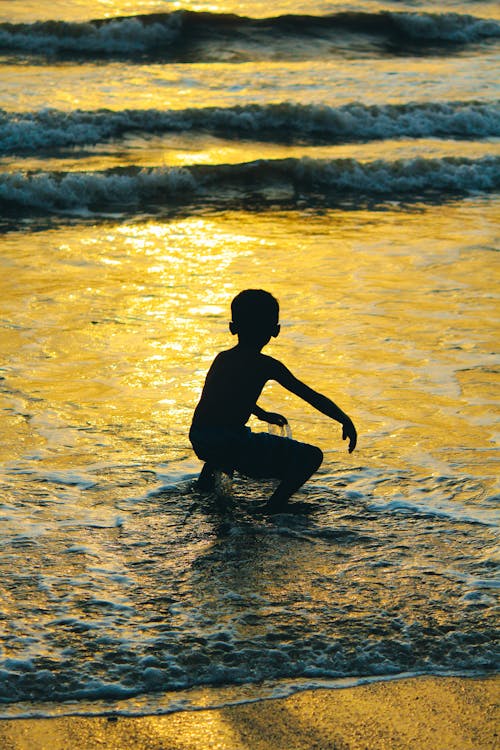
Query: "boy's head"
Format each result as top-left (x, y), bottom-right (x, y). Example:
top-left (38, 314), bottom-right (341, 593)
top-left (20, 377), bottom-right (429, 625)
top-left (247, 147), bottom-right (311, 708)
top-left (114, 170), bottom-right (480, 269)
top-left (230, 289), bottom-right (280, 346)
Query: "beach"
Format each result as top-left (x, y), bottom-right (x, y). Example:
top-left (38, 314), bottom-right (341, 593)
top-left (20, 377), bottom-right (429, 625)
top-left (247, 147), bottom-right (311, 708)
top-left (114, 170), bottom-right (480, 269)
top-left (0, 0), bottom-right (498, 738)
top-left (1, 677), bottom-right (498, 750)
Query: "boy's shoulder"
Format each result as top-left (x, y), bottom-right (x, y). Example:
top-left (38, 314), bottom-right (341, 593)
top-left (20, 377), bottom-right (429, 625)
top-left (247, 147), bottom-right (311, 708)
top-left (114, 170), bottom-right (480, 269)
top-left (260, 352), bottom-right (283, 369)
top-left (214, 347), bottom-right (283, 374)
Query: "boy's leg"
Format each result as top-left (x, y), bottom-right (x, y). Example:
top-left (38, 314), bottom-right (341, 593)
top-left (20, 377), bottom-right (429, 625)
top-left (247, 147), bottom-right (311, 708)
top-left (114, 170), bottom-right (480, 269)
top-left (196, 462), bottom-right (216, 492)
top-left (264, 444), bottom-right (323, 512)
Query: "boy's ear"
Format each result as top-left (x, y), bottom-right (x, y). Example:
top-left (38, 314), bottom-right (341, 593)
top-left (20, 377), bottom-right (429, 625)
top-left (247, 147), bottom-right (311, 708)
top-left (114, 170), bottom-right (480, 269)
top-left (272, 324), bottom-right (280, 338)
top-left (229, 321), bottom-right (237, 335)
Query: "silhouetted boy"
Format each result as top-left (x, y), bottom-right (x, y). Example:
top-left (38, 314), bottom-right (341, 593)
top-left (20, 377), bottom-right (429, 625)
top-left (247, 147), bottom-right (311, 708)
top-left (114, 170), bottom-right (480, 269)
top-left (189, 289), bottom-right (357, 513)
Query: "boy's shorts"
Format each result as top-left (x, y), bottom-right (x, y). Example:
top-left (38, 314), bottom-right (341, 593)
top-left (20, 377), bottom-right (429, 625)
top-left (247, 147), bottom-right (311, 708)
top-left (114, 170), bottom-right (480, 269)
top-left (189, 425), bottom-right (312, 480)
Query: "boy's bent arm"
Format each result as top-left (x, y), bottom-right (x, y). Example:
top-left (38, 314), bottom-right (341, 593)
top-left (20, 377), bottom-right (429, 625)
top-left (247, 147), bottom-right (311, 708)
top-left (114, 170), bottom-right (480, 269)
top-left (272, 361), bottom-right (357, 452)
top-left (252, 404), bottom-right (287, 426)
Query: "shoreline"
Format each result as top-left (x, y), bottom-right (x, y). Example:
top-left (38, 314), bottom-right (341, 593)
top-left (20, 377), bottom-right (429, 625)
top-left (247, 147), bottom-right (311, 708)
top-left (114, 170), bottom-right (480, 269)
top-left (1, 675), bottom-right (498, 749)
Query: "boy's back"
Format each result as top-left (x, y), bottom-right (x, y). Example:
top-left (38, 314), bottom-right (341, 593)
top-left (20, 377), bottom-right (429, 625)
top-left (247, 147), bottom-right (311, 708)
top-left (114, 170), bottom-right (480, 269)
top-left (192, 346), bottom-right (280, 429)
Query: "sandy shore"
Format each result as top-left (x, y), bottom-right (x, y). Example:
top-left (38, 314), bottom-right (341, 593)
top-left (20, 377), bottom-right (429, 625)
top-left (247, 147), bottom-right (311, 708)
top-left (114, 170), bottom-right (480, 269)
top-left (1, 676), bottom-right (498, 750)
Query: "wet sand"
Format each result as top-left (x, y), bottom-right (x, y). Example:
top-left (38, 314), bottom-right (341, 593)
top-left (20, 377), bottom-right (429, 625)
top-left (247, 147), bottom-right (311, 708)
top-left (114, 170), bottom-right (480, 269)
top-left (1, 676), bottom-right (498, 750)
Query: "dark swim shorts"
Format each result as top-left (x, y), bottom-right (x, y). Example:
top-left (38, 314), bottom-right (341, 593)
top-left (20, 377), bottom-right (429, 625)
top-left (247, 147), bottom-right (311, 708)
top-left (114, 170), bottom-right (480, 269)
top-left (189, 425), bottom-right (311, 480)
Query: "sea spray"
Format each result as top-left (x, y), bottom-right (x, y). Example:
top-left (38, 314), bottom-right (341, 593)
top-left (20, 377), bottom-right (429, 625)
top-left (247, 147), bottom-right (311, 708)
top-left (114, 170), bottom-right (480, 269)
top-left (1, 156), bottom-right (498, 214)
top-left (2, 101), bottom-right (499, 154)
top-left (0, 11), bottom-right (498, 59)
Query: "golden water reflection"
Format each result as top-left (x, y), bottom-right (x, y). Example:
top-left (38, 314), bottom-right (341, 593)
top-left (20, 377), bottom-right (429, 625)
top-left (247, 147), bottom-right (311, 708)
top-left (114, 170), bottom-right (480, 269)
top-left (0, 201), bottom-right (498, 483)
top-left (4, 137), bottom-right (499, 176)
top-left (4, 54), bottom-right (497, 113)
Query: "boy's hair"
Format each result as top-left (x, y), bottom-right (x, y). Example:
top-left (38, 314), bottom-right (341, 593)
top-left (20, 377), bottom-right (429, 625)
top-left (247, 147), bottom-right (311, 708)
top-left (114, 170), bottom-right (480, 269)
top-left (231, 289), bottom-right (279, 331)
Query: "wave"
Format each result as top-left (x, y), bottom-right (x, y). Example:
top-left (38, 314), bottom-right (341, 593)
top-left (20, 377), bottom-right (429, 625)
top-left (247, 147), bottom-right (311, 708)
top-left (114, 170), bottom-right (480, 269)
top-left (1, 101), bottom-right (499, 154)
top-left (0, 11), bottom-right (498, 60)
top-left (367, 498), bottom-right (496, 527)
top-left (1, 156), bottom-right (498, 215)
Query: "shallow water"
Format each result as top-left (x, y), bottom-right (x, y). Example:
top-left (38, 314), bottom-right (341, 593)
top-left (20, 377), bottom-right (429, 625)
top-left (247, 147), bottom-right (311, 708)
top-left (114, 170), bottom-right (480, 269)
top-left (0, 0), bottom-right (498, 720)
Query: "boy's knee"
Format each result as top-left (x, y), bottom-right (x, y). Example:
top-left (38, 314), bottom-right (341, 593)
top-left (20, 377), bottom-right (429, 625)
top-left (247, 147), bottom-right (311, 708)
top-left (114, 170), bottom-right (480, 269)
top-left (313, 445), bottom-right (324, 469)
top-left (304, 444), bottom-right (323, 472)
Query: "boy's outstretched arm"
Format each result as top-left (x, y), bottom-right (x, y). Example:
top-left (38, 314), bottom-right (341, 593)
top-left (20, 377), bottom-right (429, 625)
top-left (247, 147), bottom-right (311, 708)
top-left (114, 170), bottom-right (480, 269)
top-left (252, 404), bottom-right (288, 426)
top-left (273, 362), bottom-right (357, 452)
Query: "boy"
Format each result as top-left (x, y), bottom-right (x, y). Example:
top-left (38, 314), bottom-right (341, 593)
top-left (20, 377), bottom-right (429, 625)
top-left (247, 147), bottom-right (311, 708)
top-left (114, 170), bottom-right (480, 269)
top-left (189, 289), bottom-right (357, 513)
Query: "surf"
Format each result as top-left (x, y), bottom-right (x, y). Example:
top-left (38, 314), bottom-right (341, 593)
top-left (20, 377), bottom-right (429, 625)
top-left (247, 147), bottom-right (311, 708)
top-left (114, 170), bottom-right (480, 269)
top-left (1, 155), bottom-right (498, 216)
top-left (0, 11), bottom-right (498, 60)
top-left (1, 100), bottom-right (499, 155)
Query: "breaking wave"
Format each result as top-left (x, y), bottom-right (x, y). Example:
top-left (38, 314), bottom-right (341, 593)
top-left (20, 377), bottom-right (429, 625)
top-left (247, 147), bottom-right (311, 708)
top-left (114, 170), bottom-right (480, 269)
top-left (1, 101), bottom-right (499, 154)
top-left (0, 10), bottom-right (498, 60)
top-left (1, 155), bottom-right (498, 214)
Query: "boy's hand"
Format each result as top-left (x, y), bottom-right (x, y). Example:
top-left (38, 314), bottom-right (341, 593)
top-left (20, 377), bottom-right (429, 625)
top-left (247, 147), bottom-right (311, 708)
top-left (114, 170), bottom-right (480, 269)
top-left (342, 417), bottom-right (357, 453)
top-left (265, 412), bottom-right (288, 427)
top-left (252, 405), bottom-right (287, 425)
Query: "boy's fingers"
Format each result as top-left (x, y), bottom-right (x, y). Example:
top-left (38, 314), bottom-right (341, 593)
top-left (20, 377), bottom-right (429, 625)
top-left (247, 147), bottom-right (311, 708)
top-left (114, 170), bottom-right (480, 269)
top-left (342, 424), bottom-right (357, 452)
top-left (349, 431), bottom-right (357, 452)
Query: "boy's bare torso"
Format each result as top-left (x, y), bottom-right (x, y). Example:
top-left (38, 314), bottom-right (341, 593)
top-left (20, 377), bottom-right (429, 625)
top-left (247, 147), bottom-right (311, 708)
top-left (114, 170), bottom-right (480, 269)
top-left (192, 346), bottom-right (281, 429)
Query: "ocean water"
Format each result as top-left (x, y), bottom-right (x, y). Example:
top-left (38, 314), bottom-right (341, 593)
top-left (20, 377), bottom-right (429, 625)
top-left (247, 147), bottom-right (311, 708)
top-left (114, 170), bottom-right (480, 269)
top-left (0, 0), bottom-right (499, 720)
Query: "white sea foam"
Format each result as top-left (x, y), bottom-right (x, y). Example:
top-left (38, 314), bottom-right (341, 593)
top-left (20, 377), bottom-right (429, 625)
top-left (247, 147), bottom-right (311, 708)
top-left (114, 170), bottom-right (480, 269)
top-left (0, 15), bottom-right (181, 55)
top-left (0, 454), bottom-right (497, 716)
top-left (395, 10), bottom-right (500, 43)
top-left (0, 166), bottom-right (197, 212)
top-left (367, 497), bottom-right (497, 526)
top-left (1, 156), bottom-right (498, 214)
top-left (0, 11), bottom-right (498, 58)
top-left (1, 101), bottom-right (498, 153)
